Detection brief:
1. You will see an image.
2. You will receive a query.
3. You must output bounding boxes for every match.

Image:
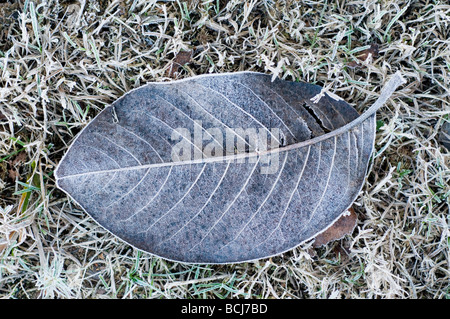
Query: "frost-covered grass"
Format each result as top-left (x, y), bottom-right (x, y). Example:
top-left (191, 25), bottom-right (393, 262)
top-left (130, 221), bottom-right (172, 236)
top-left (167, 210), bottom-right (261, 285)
top-left (0, 0), bottom-right (449, 298)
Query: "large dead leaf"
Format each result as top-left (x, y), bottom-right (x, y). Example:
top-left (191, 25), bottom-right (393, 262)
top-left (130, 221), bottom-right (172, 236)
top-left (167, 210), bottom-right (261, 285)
top-left (55, 72), bottom-right (405, 263)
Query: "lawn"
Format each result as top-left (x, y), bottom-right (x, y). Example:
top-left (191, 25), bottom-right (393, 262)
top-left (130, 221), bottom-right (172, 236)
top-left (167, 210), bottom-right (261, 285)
top-left (0, 0), bottom-right (449, 298)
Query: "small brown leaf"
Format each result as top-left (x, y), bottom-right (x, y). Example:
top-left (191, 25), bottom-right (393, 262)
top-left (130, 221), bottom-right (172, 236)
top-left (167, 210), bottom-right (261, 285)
top-left (8, 151), bottom-right (27, 180)
top-left (347, 43), bottom-right (379, 68)
top-left (312, 207), bottom-right (357, 248)
top-left (166, 50), bottom-right (193, 78)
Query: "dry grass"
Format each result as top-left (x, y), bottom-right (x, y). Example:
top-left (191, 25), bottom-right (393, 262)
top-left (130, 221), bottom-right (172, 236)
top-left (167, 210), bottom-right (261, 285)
top-left (0, 0), bottom-right (449, 299)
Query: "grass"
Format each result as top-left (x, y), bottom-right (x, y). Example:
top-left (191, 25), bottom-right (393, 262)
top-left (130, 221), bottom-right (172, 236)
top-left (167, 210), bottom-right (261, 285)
top-left (0, 0), bottom-right (449, 299)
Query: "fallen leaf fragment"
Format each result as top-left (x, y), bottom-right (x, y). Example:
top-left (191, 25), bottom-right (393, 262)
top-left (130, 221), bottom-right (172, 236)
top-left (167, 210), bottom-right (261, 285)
top-left (312, 207), bottom-right (357, 248)
top-left (166, 50), bottom-right (193, 78)
top-left (347, 43), bottom-right (379, 69)
top-left (8, 151), bottom-right (27, 180)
